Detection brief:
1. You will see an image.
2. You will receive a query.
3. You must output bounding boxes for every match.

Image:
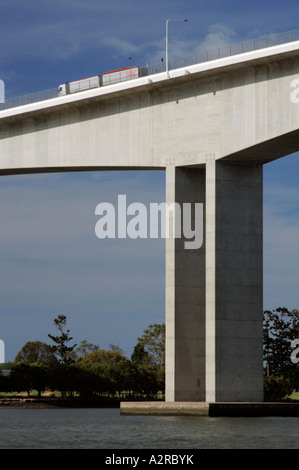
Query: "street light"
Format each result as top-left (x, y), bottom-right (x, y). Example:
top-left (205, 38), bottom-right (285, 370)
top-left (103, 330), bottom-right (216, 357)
top-left (166, 18), bottom-right (188, 77)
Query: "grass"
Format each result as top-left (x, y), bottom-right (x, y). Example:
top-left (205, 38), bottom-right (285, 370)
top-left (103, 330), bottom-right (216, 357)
top-left (0, 390), bottom-right (59, 398)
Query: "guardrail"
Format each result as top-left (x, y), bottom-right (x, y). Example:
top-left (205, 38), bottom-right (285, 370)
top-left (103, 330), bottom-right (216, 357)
top-left (1, 28), bottom-right (299, 112)
top-left (0, 88), bottom-right (58, 111)
top-left (148, 29), bottom-right (299, 74)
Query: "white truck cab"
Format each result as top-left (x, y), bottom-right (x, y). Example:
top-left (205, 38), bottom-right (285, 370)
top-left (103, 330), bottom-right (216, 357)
top-left (58, 83), bottom-right (68, 96)
top-left (57, 83), bottom-right (68, 96)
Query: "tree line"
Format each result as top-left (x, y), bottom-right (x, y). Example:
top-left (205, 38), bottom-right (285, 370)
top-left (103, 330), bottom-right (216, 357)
top-left (0, 316), bottom-right (165, 400)
top-left (0, 308), bottom-right (298, 401)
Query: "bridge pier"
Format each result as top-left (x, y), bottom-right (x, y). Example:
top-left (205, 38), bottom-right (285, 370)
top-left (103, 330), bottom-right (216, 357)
top-left (165, 161), bottom-right (264, 402)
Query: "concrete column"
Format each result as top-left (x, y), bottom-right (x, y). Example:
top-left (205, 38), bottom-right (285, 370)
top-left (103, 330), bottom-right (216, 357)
top-left (165, 166), bottom-right (206, 401)
top-left (165, 166), bottom-right (176, 401)
top-left (205, 161), bottom-right (216, 402)
top-left (206, 160), bottom-right (264, 402)
top-left (166, 161), bottom-right (264, 403)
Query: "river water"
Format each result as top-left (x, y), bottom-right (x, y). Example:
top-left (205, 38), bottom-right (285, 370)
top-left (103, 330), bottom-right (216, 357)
top-left (0, 408), bottom-right (298, 449)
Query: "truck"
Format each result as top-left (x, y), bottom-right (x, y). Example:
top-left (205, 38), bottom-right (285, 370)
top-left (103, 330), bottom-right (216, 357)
top-left (58, 66), bottom-right (148, 96)
top-left (58, 75), bottom-right (101, 96)
top-left (101, 66), bottom-right (148, 86)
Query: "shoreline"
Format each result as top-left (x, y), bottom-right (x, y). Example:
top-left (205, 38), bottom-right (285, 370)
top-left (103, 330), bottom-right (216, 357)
top-left (0, 396), bottom-right (122, 409)
top-left (1, 396), bottom-right (299, 416)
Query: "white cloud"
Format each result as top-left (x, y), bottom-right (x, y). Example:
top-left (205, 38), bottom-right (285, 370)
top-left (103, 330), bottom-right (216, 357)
top-left (195, 24), bottom-right (236, 54)
top-left (145, 23), bottom-right (238, 68)
top-left (101, 37), bottom-right (142, 58)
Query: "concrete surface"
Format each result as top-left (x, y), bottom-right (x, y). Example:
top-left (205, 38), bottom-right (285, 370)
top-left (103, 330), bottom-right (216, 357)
top-left (120, 401), bottom-right (299, 417)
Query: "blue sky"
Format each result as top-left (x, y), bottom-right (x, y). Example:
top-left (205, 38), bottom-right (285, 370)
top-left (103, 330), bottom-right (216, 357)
top-left (0, 1), bottom-right (299, 361)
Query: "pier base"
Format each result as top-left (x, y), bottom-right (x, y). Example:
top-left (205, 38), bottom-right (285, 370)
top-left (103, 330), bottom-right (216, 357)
top-left (120, 401), bottom-right (299, 417)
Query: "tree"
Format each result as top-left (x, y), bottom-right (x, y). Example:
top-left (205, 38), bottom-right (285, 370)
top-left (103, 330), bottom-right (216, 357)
top-left (264, 375), bottom-right (293, 402)
top-left (78, 349), bottom-right (131, 397)
top-left (109, 343), bottom-right (124, 354)
top-left (14, 341), bottom-right (57, 367)
top-left (48, 315), bottom-right (77, 364)
top-left (78, 349), bottom-right (125, 369)
top-left (74, 340), bottom-right (100, 359)
top-left (48, 363), bottom-right (104, 398)
top-left (263, 307), bottom-right (299, 397)
top-left (131, 342), bottom-right (149, 365)
top-left (133, 365), bottom-right (160, 398)
top-left (9, 363), bottom-right (48, 397)
top-left (264, 308), bottom-right (299, 375)
top-left (132, 325), bottom-right (165, 398)
top-left (106, 358), bottom-right (135, 398)
top-left (138, 324), bottom-right (165, 369)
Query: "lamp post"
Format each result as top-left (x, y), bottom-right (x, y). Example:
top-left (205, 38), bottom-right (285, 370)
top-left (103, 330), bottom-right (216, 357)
top-left (166, 18), bottom-right (188, 77)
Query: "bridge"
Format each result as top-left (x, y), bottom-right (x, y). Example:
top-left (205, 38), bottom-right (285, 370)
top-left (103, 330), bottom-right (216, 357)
top-left (1, 34), bottom-right (299, 403)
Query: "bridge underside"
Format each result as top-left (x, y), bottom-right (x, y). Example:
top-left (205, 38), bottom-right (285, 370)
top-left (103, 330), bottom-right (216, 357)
top-left (221, 129), bottom-right (299, 164)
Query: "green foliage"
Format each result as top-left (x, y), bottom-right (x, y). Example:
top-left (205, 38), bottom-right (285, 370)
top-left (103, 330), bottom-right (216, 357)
top-left (74, 340), bottom-right (100, 359)
top-left (264, 375), bottom-right (293, 402)
top-left (9, 363), bottom-right (48, 397)
top-left (131, 325), bottom-right (166, 398)
top-left (48, 363), bottom-right (109, 397)
top-left (7, 309), bottom-right (299, 402)
top-left (263, 307), bottom-right (299, 390)
top-left (0, 362), bottom-right (14, 371)
top-left (3, 320), bottom-right (166, 400)
top-left (131, 342), bottom-right (149, 365)
top-left (14, 341), bottom-right (57, 367)
top-left (133, 365), bottom-right (160, 397)
top-left (0, 371), bottom-right (12, 393)
top-left (77, 349), bottom-right (133, 397)
top-left (137, 323), bottom-right (165, 369)
top-left (48, 315), bottom-right (77, 364)
top-left (78, 349), bottom-right (125, 368)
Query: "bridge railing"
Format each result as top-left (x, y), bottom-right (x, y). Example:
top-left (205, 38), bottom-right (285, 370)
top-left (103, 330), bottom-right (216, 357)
top-left (1, 28), bottom-right (299, 111)
top-left (148, 28), bottom-right (299, 74)
top-left (0, 88), bottom-right (59, 111)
